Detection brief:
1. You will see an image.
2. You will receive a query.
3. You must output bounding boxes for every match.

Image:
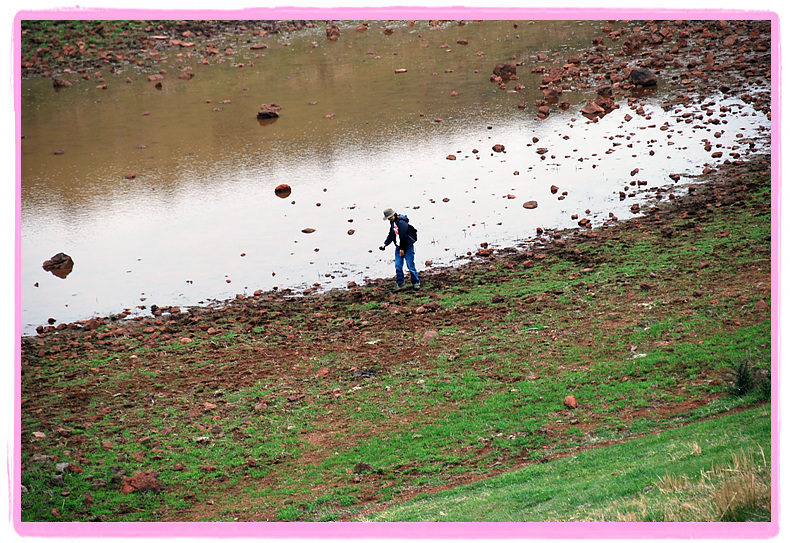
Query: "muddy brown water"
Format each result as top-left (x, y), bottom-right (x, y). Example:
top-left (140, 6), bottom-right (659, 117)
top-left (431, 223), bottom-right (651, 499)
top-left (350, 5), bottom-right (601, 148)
top-left (19, 20), bottom-right (770, 334)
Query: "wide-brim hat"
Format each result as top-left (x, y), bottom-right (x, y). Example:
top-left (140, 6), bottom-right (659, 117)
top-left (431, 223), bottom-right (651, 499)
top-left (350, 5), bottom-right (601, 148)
top-left (383, 208), bottom-right (396, 220)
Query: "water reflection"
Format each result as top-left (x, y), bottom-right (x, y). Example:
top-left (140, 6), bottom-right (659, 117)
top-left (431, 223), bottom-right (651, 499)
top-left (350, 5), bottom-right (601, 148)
top-left (19, 20), bottom-right (770, 334)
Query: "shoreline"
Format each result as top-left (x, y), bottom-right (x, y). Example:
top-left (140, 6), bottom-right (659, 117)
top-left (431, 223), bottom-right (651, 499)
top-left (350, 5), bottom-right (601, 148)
top-left (20, 17), bottom-right (773, 337)
top-left (24, 150), bottom-right (771, 342)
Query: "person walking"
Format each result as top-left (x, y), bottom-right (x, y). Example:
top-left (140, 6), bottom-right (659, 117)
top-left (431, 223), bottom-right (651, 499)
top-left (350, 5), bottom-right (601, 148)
top-left (379, 208), bottom-right (420, 290)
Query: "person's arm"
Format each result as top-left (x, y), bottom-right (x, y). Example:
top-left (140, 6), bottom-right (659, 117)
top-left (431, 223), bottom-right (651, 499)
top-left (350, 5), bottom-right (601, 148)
top-left (380, 225), bottom-right (395, 250)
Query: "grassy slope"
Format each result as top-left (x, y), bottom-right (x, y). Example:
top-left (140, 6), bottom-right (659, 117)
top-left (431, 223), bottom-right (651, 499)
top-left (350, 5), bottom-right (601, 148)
top-left (19, 157), bottom-right (772, 523)
top-left (360, 405), bottom-right (771, 522)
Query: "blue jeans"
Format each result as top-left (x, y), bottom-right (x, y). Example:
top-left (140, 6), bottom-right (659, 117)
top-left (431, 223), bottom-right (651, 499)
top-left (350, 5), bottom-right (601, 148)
top-left (394, 245), bottom-right (420, 287)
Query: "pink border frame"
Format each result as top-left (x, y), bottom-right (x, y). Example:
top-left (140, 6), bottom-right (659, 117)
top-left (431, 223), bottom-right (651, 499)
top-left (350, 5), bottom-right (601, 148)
top-left (11, 6), bottom-right (780, 540)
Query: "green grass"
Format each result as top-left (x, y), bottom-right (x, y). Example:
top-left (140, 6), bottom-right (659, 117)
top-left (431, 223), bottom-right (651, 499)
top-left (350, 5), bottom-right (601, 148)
top-left (359, 406), bottom-right (771, 522)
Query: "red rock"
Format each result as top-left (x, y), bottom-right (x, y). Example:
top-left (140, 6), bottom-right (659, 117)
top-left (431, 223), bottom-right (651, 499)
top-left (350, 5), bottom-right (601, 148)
top-left (564, 395), bottom-right (578, 409)
top-left (523, 201), bottom-right (538, 209)
top-left (493, 63), bottom-right (517, 80)
top-left (492, 144), bottom-right (505, 152)
top-left (257, 103), bottom-right (282, 119)
top-left (274, 184), bottom-right (292, 198)
top-left (326, 24), bottom-right (341, 40)
top-left (581, 100), bottom-right (605, 116)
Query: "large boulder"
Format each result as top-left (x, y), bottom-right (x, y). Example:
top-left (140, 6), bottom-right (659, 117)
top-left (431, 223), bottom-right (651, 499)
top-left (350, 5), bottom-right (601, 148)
top-left (42, 252), bottom-right (74, 279)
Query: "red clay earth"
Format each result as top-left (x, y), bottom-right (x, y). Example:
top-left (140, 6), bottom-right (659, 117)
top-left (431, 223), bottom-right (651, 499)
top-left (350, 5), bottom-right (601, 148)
top-left (19, 19), bottom-right (772, 522)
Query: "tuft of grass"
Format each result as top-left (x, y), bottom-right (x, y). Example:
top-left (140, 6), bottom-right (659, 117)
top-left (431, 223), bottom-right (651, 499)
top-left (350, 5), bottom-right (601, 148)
top-left (728, 355), bottom-right (771, 399)
top-left (602, 447), bottom-right (770, 522)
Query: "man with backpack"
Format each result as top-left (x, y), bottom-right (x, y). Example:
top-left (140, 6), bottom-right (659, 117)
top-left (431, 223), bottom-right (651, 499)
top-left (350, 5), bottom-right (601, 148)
top-left (379, 208), bottom-right (420, 290)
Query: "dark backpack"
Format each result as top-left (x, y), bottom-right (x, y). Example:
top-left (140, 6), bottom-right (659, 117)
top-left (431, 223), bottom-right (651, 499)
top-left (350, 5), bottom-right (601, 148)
top-left (407, 223), bottom-right (418, 242)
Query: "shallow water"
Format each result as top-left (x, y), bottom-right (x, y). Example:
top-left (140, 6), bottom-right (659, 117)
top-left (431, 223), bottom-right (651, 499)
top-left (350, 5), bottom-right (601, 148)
top-left (19, 20), bottom-right (770, 334)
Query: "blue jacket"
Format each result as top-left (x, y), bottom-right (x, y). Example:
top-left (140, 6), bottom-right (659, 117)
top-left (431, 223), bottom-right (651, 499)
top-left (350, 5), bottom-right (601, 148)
top-left (384, 214), bottom-right (416, 250)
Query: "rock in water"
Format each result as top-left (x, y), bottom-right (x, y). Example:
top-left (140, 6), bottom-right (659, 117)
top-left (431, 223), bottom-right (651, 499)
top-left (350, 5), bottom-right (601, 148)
top-left (257, 103), bottom-right (282, 119)
top-left (274, 184), bottom-right (292, 198)
top-left (42, 253), bottom-right (74, 279)
top-left (493, 63), bottom-right (517, 81)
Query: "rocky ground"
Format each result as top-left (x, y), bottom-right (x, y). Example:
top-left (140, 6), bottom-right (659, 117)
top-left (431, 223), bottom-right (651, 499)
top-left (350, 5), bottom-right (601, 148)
top-left (19, 150), bottom-right (773, 521)
top-left (18, 18), bottom-right (773, 522)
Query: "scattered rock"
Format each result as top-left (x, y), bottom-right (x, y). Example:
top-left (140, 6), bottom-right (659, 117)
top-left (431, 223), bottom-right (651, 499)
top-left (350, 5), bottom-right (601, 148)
top-left (628, 67), bottom-right (658, 87)
top-left (42, 253), bottom-right (74, 279)
top-left (422, 329), bottom-right (440, 341)
top-left (326, 24), bottom-right (341, 41)
top-left (493, 63), bottom-right (517, 81)
top-left (120, 470), bottom-right (162, 495)
top-left (580, 100), bottom-right (606, 117)
top-left (354, 462), bottom-right (374, 474)
top-left (416, 302), bottom-right (441, 314)
top-left (52, 78), bottom-right (72, 90)
top-left (522, 201), bottom-right (538, 209)
top-left (274, 184), bottom-right (292, 198)
top-left (257, 103), bottom-right (282, 119)
top-left (564, 395), bottom-right (578, 409)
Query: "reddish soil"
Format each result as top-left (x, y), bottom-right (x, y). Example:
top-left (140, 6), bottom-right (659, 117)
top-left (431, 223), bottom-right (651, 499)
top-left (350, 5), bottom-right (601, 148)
top-left (19, 18), bottom-right (773, 522)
